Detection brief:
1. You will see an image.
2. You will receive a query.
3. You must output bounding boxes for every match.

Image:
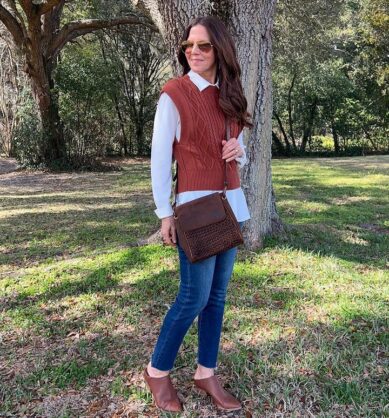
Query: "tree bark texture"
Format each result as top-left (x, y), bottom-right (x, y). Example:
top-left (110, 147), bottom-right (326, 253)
top-left (135, 0), bottom-right (282, 249)
top-left (0, 27), bottom-right (26, 156)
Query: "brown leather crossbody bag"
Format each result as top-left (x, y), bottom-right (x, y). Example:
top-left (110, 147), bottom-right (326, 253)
top-left (172, 117), bottom-right (244, 263)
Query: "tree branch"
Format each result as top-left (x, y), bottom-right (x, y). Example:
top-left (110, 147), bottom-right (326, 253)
top-left (49, 15), bottom-right (157, 59)
top-left (38, 0), bottom-right (62, 16)
top-left (17, 0), bottom-right (31, 17)
top-left (5, 0), bottom-right (28, 40)
top-left (0, 3), bottom-right (25, 47)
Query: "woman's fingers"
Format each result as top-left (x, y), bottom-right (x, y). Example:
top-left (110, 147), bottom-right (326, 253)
top-left (161, 216), bottom-right (177, 247)
top-left (171, 225), bottom-right (177, 245)
top-left (222, 138), bottom-right (242, 162)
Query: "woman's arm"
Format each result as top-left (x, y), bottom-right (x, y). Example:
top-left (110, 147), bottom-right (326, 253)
top-left (151, 93), bottom-right (179, 219)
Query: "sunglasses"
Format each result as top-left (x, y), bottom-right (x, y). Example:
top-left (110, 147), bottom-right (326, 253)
top-left (181, 40), bottom-right (214, 54)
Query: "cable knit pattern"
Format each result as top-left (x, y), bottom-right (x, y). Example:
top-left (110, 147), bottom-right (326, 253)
top-left (161, 74), bottom-right (241, 193)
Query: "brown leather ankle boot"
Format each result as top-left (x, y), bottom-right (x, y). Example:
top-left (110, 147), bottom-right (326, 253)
top-left (194, 375), bottom-right (242, 411)
top-left (143, 368), bottom-right (183, 412)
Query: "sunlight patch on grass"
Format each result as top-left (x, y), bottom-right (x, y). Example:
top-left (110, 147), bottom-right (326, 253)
top-left (1, 156), bottom-right (388, 416)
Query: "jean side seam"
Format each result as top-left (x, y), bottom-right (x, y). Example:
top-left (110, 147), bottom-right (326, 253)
top-left (201, 250), bottom-right (233, 368)
top-left (152, 250), bottom-right (192, 370)
top-left (197, 307), bottom-right (203, 365)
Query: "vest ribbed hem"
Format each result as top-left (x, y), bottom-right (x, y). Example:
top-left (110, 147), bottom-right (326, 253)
top-left (176, 168), bottom-right (240, 193)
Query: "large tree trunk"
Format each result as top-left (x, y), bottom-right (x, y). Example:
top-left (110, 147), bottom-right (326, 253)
top-left (230, 1), bottom-right (282, 247)
top-left (29, 67), bottom-right (65, 162)
top-left (16, 7), bottom-right (67, 164)
top-left (272, 131), bottom-right (286, 155)
top-left (135, 0), bottom-right (282, 249)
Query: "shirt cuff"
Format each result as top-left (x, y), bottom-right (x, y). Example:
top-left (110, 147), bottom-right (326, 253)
top-left (154, 205), bottom-right (174, 219)
top-left (235, 145), bottom-right (247, 168)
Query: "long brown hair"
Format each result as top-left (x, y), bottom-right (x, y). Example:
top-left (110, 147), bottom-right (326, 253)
top-left (178, 16), bottom-right (253, 129)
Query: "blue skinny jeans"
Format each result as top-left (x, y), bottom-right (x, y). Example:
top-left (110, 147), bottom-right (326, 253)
top-left (150, 221), bottom-right (244, 371)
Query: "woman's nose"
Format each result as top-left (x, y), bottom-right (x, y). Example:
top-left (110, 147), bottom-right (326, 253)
top-left (191, 44), bottom-right (201, 54)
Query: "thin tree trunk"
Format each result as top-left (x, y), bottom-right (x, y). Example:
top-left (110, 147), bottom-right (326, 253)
top-left (300, 98), bottom-right (317, 152)
top-left (99, 38), bottom-right (129, 156)
top-left (114, 98), bottom-right (129, 156)
top-left (363, 128), bottom-right (379, 152)
top-left (287, 72), bottom-right (297, 150)
top-left (272, 131), bottom-right (286, 155)
top-left (135, 123), bottom-right (145, 155)
top-left (274, 111), bottom-right (291, 154)
top-left (332, 122), bottom-right (340, 153)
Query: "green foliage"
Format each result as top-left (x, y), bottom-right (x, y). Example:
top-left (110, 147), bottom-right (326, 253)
top-left (308, 136), bottom-right (334, 152)
top-left (55, 41), bottom-right (120, 166)
top-left (12, 91), bottom-right (46, 168)
top-left (273, 0), bottom-right (389, 156)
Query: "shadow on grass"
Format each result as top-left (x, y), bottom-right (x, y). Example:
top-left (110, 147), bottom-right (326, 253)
top-left (218, 311), bottom-right (388, 416)
top-left (0, 159), bottom-right (157, 269)
top-left (1, 246), bottom-right (172, 313)
top-left (1, 248), bottom-right (388, 417)
top-left (269, 168), bottom-right (388, 268)
top-left (1, 156), bottom-right (388, 416)
top-left (0, 204), bottom-right (160, 267)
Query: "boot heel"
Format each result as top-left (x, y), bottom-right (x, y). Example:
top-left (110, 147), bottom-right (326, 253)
top-left (192, 376), bottom-right (242, 411)
top-left (143, 368), bottom-right (183, 412)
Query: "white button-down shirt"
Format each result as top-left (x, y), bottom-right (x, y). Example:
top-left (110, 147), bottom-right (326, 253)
top-left (151, 70), bottom-right (251, 222)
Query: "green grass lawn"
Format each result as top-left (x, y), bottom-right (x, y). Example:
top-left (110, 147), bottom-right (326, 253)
top-left (0, 156), bottom-right (388, 417)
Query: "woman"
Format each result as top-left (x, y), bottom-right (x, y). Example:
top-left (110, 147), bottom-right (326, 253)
top-left (146, 15), bottom-right (252, 412)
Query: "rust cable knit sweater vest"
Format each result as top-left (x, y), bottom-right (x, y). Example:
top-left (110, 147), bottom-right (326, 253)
top-left (161, 74), bottom-right (242, 193)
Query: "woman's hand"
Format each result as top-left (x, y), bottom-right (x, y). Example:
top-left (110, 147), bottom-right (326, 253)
top-left (221, 138), bottom-right (243, 162)
top-left (161, 215), bottom-right (177, 247)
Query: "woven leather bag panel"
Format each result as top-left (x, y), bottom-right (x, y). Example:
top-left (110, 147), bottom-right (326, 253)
top-left (175, 196), bottom-right (243, 263)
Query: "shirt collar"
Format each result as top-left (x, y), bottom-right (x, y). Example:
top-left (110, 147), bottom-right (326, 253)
top-left (188, 69), bottom-right (219, 91)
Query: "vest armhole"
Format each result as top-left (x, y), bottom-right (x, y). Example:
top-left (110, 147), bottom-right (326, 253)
top-left (160, 87), bottom-right (188, 143)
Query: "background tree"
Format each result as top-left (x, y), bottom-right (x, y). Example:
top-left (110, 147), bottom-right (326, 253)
top-left (98, 24), bottom-right (169, 156)
top-left (0, 0), bottom-right (156, 166)
top-left (272, 0), bottom-right (344, 154)
top-left (0, 26), bottom-right (27, 156)
top-left (272, 0), bottom-right (388, 155)
top-left (333, 0), bottom-right (388, 151)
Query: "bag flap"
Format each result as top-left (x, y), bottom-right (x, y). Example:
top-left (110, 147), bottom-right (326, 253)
top-left (175, 193), bottom-right (226, 232)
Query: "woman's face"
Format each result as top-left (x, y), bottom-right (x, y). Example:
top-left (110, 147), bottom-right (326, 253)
top-left (185, 24), bottom-right (217, 79)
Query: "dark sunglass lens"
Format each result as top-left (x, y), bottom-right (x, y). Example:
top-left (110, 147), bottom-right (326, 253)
top-left (181, 42), bottom-right (193, 53)
top-left (198, 43), bottom-right (212, 52)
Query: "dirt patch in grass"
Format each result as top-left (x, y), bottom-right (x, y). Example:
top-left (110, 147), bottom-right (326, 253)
top-left (360, 223), bottom-right (389, 235)
top-left (0, 157), bottom-right (20, 175)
